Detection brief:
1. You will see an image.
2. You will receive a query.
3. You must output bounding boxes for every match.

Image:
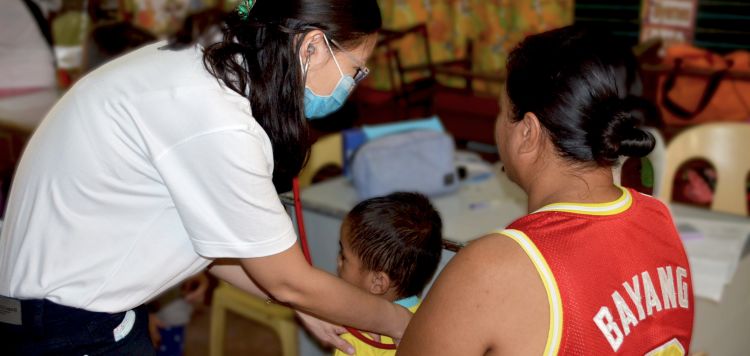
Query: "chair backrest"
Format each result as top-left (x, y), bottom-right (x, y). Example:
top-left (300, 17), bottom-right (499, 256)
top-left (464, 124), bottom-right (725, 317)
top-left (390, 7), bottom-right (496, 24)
top-left (645, 126), bottom-right (667, 197)
top-left (376, 24), bottom-right (474, 96)
top-left (378, 24), bottom-right (434, 91)
top-left (658, 122), bottom-right (750, 216)
top-left (613, 127), bottom-right (666, 197)
top-left (297, 133), bottom-right (343, 188)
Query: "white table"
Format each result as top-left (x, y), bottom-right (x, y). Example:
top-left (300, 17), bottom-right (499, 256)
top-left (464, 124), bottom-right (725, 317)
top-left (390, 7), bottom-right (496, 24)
top-left (284, 170), bottom-right (528, 251)
top-left (670, 204), bottom-right (750, 355)
top-left (281, 175), bottom-right (750, 356)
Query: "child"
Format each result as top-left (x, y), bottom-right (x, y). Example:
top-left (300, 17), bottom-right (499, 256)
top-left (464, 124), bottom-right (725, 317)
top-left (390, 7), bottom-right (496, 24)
top-left (334, 192), bottom-right (443, 356)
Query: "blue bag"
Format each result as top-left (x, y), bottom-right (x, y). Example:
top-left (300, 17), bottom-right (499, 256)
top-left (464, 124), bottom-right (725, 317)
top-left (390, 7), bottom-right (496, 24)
top-left (342, 116), bottom-right (445, 177)
top-left (351, 130), bottom-right (458, 200)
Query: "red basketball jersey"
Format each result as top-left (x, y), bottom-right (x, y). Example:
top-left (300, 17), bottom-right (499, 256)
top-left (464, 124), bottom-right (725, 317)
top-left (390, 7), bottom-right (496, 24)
top-left (499, 188), bottom-right (693, 355)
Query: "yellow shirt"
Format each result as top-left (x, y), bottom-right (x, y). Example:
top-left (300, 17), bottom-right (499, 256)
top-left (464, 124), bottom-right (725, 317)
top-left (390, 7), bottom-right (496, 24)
top-left (333, 296), bottom-right (420, 356)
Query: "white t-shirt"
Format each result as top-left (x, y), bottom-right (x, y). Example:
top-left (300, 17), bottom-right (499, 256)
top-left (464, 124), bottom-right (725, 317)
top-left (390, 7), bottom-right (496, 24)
top-left (0, 41), bottom-right (298, 313)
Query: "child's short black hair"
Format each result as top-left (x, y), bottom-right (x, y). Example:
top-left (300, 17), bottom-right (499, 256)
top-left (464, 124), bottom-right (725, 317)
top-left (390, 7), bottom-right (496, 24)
top-left (345, 192), bottom-right (443, 298)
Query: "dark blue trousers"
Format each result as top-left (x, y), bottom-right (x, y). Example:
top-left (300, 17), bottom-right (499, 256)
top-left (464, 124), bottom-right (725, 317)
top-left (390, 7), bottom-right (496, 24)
top-left (0, 298), bottom-right (155, 355)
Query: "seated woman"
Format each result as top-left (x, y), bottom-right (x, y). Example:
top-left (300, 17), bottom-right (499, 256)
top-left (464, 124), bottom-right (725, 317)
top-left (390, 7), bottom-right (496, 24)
top-left (398, 26), bottom-right (693, 355)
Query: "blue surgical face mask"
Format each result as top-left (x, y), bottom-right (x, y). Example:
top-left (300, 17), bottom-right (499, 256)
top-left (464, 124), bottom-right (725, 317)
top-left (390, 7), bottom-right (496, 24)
top-left (302, 36), bottom-right (356, 119)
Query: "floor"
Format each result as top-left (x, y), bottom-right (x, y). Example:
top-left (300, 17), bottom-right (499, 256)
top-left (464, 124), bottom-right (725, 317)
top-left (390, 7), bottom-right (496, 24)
top-left (183, 305), bottom-right (283, 356)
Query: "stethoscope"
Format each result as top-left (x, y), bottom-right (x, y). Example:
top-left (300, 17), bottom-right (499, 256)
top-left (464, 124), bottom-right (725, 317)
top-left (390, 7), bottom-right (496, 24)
top-left (292, 177), bottom-right (398, 350)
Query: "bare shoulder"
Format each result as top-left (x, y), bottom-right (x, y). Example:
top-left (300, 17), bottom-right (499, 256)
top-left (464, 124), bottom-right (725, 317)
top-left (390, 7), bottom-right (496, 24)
top-left (460, 231), bottom-right (531, 268)
top-left (452, 231), bottom-right (548, 311)
top-left (398, 232), bottom-right (549, 355)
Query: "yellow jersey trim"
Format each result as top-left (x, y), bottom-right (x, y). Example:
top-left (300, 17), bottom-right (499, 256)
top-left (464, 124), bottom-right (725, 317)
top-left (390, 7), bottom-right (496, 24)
top-left (333, 300), bottom-right (422, 356)
top-left (532, 186), bottom-right (632, 216)
top-left (497, 229), bottom-right (563, 356)
top-left (645, 338), bottom-right (686, 356)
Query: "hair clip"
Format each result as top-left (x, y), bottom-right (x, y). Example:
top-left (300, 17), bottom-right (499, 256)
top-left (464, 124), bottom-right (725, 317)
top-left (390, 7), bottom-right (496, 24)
top-left (236, 0), bottom-right (254, 20)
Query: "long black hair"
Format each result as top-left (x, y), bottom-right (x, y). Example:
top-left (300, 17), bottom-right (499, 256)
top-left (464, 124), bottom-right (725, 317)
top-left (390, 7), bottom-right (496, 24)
top-left (172, 1), bottom-right (381, 191)
top-left (505, 26), bottom-right (655, 167)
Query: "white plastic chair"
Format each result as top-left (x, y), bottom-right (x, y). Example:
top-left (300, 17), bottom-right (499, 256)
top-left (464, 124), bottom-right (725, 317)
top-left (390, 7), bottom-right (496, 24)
top-left (658, 122), bottom-right (750, 216)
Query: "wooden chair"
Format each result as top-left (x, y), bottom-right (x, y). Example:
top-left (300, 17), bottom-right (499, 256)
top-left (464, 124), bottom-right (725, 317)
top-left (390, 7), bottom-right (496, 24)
top-left (297, 133), bottom-right (343, 188)
top-left (209, 281), bottom-right (297, 356)
top-left (376, 24), bottom-right (475, 118)
top-left (658, 122), bottom-right (750, 215)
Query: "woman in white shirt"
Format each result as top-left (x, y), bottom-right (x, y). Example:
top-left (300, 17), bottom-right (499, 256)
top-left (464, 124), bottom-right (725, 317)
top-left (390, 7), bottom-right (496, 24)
top-left (0, 1), bottom-right (409, 354)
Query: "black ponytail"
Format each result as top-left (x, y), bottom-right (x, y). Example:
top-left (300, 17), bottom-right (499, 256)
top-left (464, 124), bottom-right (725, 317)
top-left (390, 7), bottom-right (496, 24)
top-left (506, 26), bottom-right (655, 167)
top-left (587, 96), bottom-right (656, 164)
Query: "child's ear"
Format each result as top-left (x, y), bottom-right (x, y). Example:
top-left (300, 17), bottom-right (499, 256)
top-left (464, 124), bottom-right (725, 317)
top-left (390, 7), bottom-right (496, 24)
top-left (368, 271), bottom-right (391, 295)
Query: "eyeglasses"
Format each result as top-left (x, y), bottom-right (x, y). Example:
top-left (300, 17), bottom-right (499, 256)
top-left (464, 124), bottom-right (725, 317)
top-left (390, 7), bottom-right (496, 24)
top-left (328, 38), bottom-right (370, 84)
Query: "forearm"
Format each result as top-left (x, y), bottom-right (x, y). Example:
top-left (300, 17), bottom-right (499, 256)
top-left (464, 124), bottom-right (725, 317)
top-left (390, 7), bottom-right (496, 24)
top-left (282, 264), bottom-right (408, 338)
top-left (240, 243), bottom-right (410, 339)
top-left (208, 260), bottom-right (268, 298)
top-left (210, 260), bottom-right (356, 354)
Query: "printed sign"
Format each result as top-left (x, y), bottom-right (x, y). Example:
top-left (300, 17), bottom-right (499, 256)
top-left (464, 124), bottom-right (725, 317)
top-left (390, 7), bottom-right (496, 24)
top-left (640, 0), bottom-right (698, 50)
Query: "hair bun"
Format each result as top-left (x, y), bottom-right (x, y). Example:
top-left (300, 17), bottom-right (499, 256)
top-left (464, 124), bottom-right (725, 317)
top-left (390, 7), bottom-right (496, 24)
top-left (595, 108), bottom-right (655, 163)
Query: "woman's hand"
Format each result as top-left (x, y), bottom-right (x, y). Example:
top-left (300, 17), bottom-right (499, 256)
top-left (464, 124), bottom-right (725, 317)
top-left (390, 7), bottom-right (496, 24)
top-left (295, 311), bottom-right (354, 355)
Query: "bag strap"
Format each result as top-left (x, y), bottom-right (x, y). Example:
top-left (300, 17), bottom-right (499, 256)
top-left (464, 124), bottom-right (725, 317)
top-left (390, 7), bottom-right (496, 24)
top-left (661, 57), bottom-right (733, 120)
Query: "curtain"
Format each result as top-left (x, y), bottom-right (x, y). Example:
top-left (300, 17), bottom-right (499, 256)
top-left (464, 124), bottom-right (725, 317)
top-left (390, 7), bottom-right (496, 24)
top-left (370, 0), bottom-right (574, 94)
